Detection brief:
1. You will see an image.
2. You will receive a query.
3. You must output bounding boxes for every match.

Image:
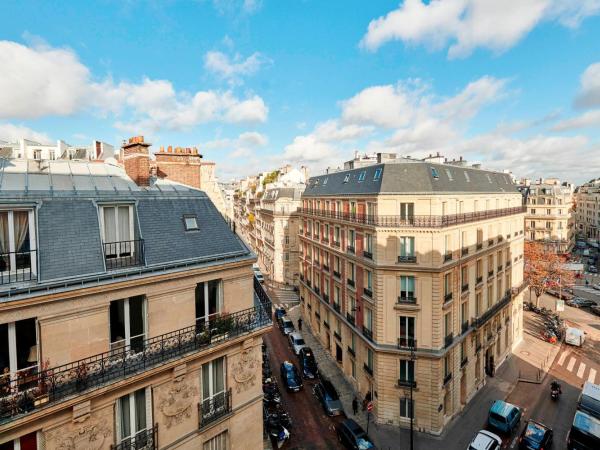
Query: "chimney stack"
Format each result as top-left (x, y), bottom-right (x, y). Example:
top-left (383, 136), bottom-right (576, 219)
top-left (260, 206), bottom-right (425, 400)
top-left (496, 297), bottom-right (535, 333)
top-left (122, 136), bottom-right (151, 186)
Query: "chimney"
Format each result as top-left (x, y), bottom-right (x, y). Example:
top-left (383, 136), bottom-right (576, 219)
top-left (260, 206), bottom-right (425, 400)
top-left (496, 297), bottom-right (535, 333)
top-left (122, 136), bottom-right (151, 186)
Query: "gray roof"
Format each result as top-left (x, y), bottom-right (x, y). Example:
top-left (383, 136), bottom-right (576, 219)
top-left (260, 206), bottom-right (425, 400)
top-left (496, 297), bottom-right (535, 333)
top-left (0, 160), bottom-right (252, 299)
top-left (262, 187), bottom-right (303, 202)
top-left (303, 160), bottom-right (518, 197)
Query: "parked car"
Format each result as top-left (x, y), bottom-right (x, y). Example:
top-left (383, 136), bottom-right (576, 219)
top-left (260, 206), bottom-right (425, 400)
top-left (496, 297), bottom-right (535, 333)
top-left (566, 327), bottom-right (586, 347)
top-left (274, 306), bottom-right (286, 320)
top-left (578, 382), bottom-right (600, 420)
top-left (468, 430), bottom-right (502, 450)
top-left (288, 332), bottom-right (307, 355)
top-left (547, 289), bottom-right (574, 300)
top-left (518, 420), bottom-right (552, 449)
top-left (298, 347), bottom-right (319, 379)
top-left (336, 419), bottom-right (376, 450)
top-left (488, 400), bottom-right (522, 434)
top-left (314, 378), bottom-right (343, 416)
top-left (567, 298), bottom-right (596, 308)
top-left (589, 266), bottom-right (598, 273)
top-left (280, 361), bottom-right (303, 392)
top-left (279, 316), bottom-right (295, 335)
top-left (567, 410), bottom-right (600, 450)
top-left (593, 284), bottom-right (600, 291)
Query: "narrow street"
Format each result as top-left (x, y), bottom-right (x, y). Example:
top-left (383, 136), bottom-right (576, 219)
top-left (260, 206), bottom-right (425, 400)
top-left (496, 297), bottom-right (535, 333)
top-left (263, 309), bottom-right (346, 450)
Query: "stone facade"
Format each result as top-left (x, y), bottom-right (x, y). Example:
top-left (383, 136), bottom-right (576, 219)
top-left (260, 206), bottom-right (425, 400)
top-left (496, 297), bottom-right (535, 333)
top-left (574, 178), bottom-right (600, 241)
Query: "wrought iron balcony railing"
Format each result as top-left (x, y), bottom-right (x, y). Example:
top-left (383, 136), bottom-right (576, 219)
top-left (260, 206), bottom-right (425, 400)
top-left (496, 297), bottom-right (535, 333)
top-left (444, 253), bottom-right (453, 262)
top-left (471, 282), bottom-right (526, 329)
top-left (0, 249), bottom-right (37, 285)
top-left (443, 373), bottom-right (452, 385)
top-left (333, 303), bottom-right (340, 313)
top-left (397, 379), bottom-right (417, 388)
top-left (346, 313), bottom-right (355, 326)
top-left (362, 326), bottom-right (373, 342)
top-left (444, 333), bottom-right (454, 348)
top-left (363, 288), bottom-right (373, 298)
top-left (461, 320), bottom-right (469, 334)
top-left (347, 245), bottom-right (355, 254)
top-left (111, 424), bottom-right (158, 450)
top-left (397, 295), bottom-right (417, 304)
top-left (198, 389), bottom-right (232, 429)
top-left (347, 279), bottom-right (355, 288)
top-left (363, 251), bottom-right (373, 260)
top-left (103, 240), bottom-right (145, 270)
top-left (347, 346), bottom-right (355, 357)
top-left (363, 363), bottom-right (374, 376)
top-left (397, 337), bottom-right (416, 350)
top-left (398, 255), bottom-right (417, 263)
top-left (333, 270), bottom-right (341, 279)
top-left (0, 289), bottom-right (271, 423)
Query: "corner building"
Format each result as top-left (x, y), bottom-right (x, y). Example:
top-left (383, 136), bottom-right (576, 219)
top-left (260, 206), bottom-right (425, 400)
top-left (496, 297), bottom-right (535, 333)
top-left (0, 159), bottom-right (271, 449)
top-left (298, 157), bottom-right (526, 434)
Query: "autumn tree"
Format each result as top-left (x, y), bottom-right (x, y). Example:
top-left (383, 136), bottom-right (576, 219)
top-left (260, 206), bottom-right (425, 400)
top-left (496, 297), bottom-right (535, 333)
top-left (524, 241), bottom-right (574, 306)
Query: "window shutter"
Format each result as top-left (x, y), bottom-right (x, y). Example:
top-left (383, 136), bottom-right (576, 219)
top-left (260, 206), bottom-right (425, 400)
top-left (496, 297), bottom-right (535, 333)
top-left (145, 387), bottom-right (153, 430)
top-left (115, 398), bottom-right (122, 443)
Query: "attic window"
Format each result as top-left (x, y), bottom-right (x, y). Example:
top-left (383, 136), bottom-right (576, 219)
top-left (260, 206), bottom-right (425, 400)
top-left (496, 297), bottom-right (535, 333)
top-left (183, 215), bottom-right (199, 231)
top-left (314, 180), bottom-right (320, 186)
top-left (431, 167), bottom-right (439, 179)
top-left (486, 174), bottom-right (492, 183)
top-left (374, 168), bottom-right (382, 180)
top-left (358, 171), bottom-right (367, 182)
top-left (343, 174), bottom-right (350, 183)
top-left (445, 169), bottom-right (453, 181)
top-left (323, 177), bottom-right (328, 185)
top-left (464, 171), bottom-right (470, 182)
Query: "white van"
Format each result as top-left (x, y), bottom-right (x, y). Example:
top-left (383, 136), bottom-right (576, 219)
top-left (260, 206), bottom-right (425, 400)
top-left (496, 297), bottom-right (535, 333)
top-left (566, 327), bottom-right (586, 347)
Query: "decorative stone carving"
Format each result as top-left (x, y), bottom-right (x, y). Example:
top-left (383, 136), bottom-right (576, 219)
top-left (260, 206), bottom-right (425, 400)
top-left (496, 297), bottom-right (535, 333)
top-left (232, 348), bottom-right (259, 393)
top-left (158, 376), bottom-right (199, 429)
top-left (45, 415), bottom-right (111, 450)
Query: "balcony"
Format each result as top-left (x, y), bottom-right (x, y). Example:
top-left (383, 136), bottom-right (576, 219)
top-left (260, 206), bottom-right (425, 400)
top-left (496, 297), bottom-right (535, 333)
top-left (498, 236), bottom-right (504, 243)
top-left (476, 276), bottom-right (483, 285)
top-left (333, 303), bottom-right (341, 313)
top-left (476, 243), bottom-right (483, 250)
top-left (0, 280), bottom-right (272, 423)
top-left (333, 270), bottom-right (341, 279)
top-left (323, 293), bottom-right (329, 302)
top-left (461, 357), bottom-right (469, 368)
top-left (362, 326), bottom-right (374, 342)
top-left (444, 333), bottom-right (454, 348)
top-left (397, 337), bottom-right (417, 350)
top-left (323, 264), bottom-right (330, 272)
top-left (346, 313), bottom-right (356, 326)
top-left (324, 321), bottom-right (330, 329)
top-left (363, 288), bottom-right (373, 298)
top-left (488, 239), bottom-right (494, 246)
top-left (461, 321), bottom-right (469, 334)
top-left (444, 292), bottom-right (453, 303)
top-left (113, 424), bottom-right (158, 450)
top-left (398, 255), bottom-right (417, 263)
top-left (0, 249), bottom-right (37, 285)
top-left (347, 245), bottom-right (355, 254)
top-left (314, 287), bottom-right (320, 295)
top-left (315, 311), bottom-right (321, 319)
top-left (397, 295), bottom-right (417, 305)
top-left (444, 252), bottom-right (453, 262)
top-left (347, 346), bottom-right (355, 357)
top-left (397, 379), bottom-right (417, 389)
top-left (333, 241), bottom-right (340, 248)
top-left (199, 389), bottom-right (232, 429)
top-left (443, 373), bottom-right (452, 385)
top-left (307, 279), bottom-right (312, 287)
top-left (334, 331), bottom-right (341, 340)
top-left (103, 240), bottom-right (145, 270)
top-left (461, 283), bottom-right (469, 293)
top-left (363, 250), bottom-right (373, 260)
top-left (347, 279), bottom-right (355, 288)
top-left (363, 363), bottom-right (374, 376)
top-left (497, 265), bottom-right (503, 272)
top-left (461, 247), bottom-right (469, 256)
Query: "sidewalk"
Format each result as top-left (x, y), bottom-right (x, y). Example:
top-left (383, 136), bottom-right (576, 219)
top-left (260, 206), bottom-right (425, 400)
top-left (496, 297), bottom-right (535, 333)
top-left (287, 306), bottom-right (563, 450)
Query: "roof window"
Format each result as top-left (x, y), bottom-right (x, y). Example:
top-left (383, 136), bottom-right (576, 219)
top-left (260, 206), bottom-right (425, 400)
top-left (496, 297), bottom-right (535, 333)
top-left (358, 171), bottom-right (367, 182)
top-left (323, 177), bottom-right (328, 185)
top-left (464, 171), bottom-right (470, 182)
top-left (486, 174), bottom-right (493, 183)
top-left (431, 167), bottom-right (439, 179)
top-left (374, 168), bottom-right (382, 181)
top-left (183, 215), bottom-right (199, 231)
top-left (445, 169), bottom-right (453, 181)
top-left (343, 174), bottom-right (350, 183)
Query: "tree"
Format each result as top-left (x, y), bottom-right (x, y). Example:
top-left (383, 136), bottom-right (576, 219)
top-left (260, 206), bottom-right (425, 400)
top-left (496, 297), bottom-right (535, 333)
top-left (262, 170), bottom-right (279, 187)
top-left (524, 241), bottom-right (574, 306)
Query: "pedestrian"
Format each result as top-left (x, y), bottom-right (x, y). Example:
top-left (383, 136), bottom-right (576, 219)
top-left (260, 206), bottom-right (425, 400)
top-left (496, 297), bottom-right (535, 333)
top-left (297, 317), bottom-right (302, 331)
top-left (352, 397), bottom-right (358, 415)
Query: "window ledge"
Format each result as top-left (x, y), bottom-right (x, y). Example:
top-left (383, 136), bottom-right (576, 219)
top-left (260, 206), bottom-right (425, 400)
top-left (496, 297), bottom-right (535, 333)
top-left (394, 302), bottom-right (421, 311)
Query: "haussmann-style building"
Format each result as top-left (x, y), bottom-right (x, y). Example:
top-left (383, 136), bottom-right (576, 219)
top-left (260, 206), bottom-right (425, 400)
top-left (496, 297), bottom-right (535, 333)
top-left (0, 147), bottom-right (272, 450)
top-left (297, 154), bottom-right (526, 434)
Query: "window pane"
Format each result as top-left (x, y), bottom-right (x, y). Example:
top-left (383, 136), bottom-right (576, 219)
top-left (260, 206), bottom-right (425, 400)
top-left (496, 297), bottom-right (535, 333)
top-left (103, 207), bottom-right (117, 243)
top-left (195, 282), bottom-right (206, 322)
top-left (120, 395), bottom-right (131, 439)
top-left (0, 212), bottom-right (9, 271)
top-left (110, 300), bottom-right (126, 345)
top-left (15, 318), bottom-right (37, 370)
top-left (118, 206), bottom-right (131, 242)
top-left (202, 364), bottom-right (210, 400)
top-left (0, 324), bottom-right (9, 375)
top-left (208, 280), bottom-right (220, 317)
top-left (134, 389), bottom-right (146, 433)
top-left (214, 357), bottom-right (224, 394)
top-left (129, 296), bottom-right (145, 348)
top-left (13, 211), bottom-right (29, 253)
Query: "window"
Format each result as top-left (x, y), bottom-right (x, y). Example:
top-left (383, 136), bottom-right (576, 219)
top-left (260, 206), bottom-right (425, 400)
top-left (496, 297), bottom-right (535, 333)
top-left (285, 235), bottom-right (290, 245)
top-left (461, 266), bottom-right (468, 287)
top-left (49, 150), bottom-right (55, 160)
top-left (184, 215), bottom-right (199, 231)
top-left (400, 398), bottom-right (414, 419)
top-left (324, 224), bottom-right (330, 239)
top-left (348, 296), bottom-right (356, 317)
top-left (365, 270), bottom-right (372, 290)
top-left (101, 205), bottom-right (134, 258)
top-left (444, 272), bottom-right (452, 299)
top-left (350, 202), bottom-right (357, 217)
top-left (365, 233), bottom-right (373, 254)
top-left (314, 222), bottom-right (320, 238)
top-left (431, 167), bottom-right (440, 179)
top-left (334, 286), bottom-right (340, 306)
top-left (350, 333), bottom-right (356, 353)
top-left (399, 359), bottom-right (415, 384)
top-left (201, 357), bottom-right (227, 422)
top-left (116, 388), bottom-right (152, 447)
top-left (196, 280), bottom-right (222, 329)
top-left (374, 168), bottom-right (382, 180)
top-left (0, 318), bottom-right (38, 389)
top-left (351, 358), bottom-right (356, 379)
top-left (334, 226), bottom-right (340, 243)
top-left (399, 236), bottom-right (415, 259)
top-left (322, 178), bottom-right (328, 186)
top-left (400, 203), bottom-right (414, 221)
top-left (343, 174), bottom-right (350, 183)
top-left (476, 292), bottom-right (483, 316)
top-left (487, 285), bottom-right (493, 308)
top-left (364, 308), bottom-right (373, 332)
top-left (334, 255), bottom-right (341, 273)
top-left (110, 296), bottom-right (146, 353)
top-left (476, 259), bottom-right (483, 280)
top-left (399, 276), bottom-right (415, 301)
top-left (0, 432), bottom-right (38, 450)
top-left (203, 431), bottom-right (228, 450)
top-left (399, 316), bottom-right (415, 347)
top-left (444, 312), bottom-right (452, 337)
top-left (33, 149), bottom-right (41, 160)
top-left (366, 348), bottom-right (374, 370)
top-left (445, 169), bottom-right (453, 181)
top-left (461, 301), bottom-right (468, 326)
top-left (347, 262), bottom-right (355, 282)
top-left (348, 230), bottom-right (355, 249)
top-left (0, 210), bottom-right (35, 277)
top-left (358, 171), bottom-right (366, 182)
top-left (444, 354), bottom-right (451, 378)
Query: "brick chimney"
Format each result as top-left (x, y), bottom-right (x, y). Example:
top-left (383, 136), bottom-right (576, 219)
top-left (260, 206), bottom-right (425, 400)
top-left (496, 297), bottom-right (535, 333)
top-left (122, 136), bottom-right (151, 186)
top-left (155, 145), bottom-right (203, 188)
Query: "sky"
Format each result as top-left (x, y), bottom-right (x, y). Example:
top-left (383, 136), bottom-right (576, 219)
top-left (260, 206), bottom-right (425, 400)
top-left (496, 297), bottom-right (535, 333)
top-left (1, 0), bottom-right (600, 184)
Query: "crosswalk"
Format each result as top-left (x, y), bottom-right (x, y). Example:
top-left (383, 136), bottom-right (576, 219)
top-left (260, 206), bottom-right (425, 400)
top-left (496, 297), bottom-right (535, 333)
top-left (556, 348), bottom-right (598, 384)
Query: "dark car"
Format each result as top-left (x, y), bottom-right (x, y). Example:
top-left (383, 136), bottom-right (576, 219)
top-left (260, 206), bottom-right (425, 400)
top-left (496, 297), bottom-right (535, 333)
top-left (280, 361), bottom-right (303, 392)
top-left (547, 289), bottom-right (574, 300)
top-left (336, 419), bottom-right (376, 450)
top-left (518, 420), bottom-right (552, 450)
top-left (567, 410), bottom-right (600, 450)
top-left (298, 347), bottom-right (319, 379)
top-left (314, 379), bottom-right (343, 416)
top-left (278, 316), bottom-right (295, 335)
top-left (567, 298), bottom-right (596, 308)
top-left (274, 306), bottom-right (286, 320)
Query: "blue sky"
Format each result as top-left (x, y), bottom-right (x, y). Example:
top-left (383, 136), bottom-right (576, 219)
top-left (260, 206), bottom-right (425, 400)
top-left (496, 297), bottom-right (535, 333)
top-left (1, 0), bottom-right (600, 182)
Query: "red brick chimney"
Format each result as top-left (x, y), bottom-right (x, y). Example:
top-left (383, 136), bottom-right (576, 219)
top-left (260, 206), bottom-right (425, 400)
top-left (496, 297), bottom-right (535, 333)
top-left (155, 145), bottom-right (203, 188)
top-left (122, 136), bottom-right (151, 186)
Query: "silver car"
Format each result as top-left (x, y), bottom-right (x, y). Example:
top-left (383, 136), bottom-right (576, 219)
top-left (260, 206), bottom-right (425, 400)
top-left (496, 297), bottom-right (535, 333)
top-left (288, 332), bottom-right (307, 355)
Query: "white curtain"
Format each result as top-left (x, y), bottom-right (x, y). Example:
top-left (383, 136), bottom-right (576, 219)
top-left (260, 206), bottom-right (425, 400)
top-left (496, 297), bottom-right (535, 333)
top-left (103, 208), bottom-right (117, 243)
top-left (0, 212), bottom-right (7, 254)
top-left (13, 211), bottom-right (29, 252)
top-left (118, 207), bottom-right (131, 241)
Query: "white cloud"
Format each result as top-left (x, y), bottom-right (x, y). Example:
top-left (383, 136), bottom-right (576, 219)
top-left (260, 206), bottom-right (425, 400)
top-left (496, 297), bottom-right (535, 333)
top-left (361, 0), bottom-right (600, 58)
top-left (0, 40), bottom-right (269, 133)
top-left (0, 123), bottom-right (52, 143)
top-left (313, 120), bottom-right (373, 142)
top-left (204, 50), bottom-right (271, 83)
top-left (551, 109), bottom-right (600, 130)
top-left (211, 0), bottom-right (263, 15)
top-left (575, 62), bottom-right (600, 109)
top-left (203, 131), bottom-right (268, 150)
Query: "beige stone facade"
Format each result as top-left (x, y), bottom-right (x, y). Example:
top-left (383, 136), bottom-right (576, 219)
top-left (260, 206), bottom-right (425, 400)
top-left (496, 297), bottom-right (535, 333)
top-left (574, 179), bottom-right (600, 241)
top-left (522, 178), bottom-right (575, 253)
top-left (298, 160), bottom-right (526, 435)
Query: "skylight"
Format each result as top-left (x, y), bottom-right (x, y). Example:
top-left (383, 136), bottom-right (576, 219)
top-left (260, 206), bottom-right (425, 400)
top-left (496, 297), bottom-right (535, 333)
top-left (374, 168), bottom-right (382, 181)
top-left (464, 171), bottom-right (470, 182)
top-left (431, 167), bottom-right (439, 179)
top-left (343, 174), bottom-right (350, 183)
top-left (358, 171), bottom-right (366, 182)
top-left (323, 177), bottom-right (328, 185)
top-left (183, 215), bottom-right (199, 231)
top-left (445, 169), bottom-right (453, 181)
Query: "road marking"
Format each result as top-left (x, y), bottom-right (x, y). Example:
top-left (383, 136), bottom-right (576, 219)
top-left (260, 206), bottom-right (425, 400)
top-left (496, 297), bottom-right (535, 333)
top-left (557, 351), bottom-right (568, 366)
top-left (567, 357), bottom-right (576, 372)
top-left (589, 368), bottom-right (597, 384)
top-left (577, 362), bottom-right (587, 378)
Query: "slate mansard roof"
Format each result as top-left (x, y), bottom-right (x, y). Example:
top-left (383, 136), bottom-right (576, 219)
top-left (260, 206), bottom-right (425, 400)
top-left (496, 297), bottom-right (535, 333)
top-left (0, 159), bottom-right (252, 299)
top-left (302, 160), bottom-right (519, 197)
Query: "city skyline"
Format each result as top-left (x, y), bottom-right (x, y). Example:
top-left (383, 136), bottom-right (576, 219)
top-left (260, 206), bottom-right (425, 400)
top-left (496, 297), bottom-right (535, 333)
top-left (1, 0), bottom-right (600, 183)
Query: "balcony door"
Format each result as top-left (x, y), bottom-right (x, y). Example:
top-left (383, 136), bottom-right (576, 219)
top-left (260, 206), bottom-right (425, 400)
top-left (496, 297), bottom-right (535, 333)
top-left (0, 210), bottom-right (36, 282)
top-left (116, 387), bottom-right (153, 448)
top-left (110, 296), bottom-right (147, 354)
top-left (201, 357), bottom-right (227, 422)
top-left (0, 318), bottom-right (38, 389)
top-left (101, 205), bottom-right (134, 259)
top-left (195, 280), bottom-right (222, 332)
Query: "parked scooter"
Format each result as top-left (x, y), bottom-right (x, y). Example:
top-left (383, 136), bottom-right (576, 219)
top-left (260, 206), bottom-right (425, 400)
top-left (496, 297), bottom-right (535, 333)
top-left (266, 416), bottom-right (290, 448)
top-left (550, 380), bottom-right (562, 400)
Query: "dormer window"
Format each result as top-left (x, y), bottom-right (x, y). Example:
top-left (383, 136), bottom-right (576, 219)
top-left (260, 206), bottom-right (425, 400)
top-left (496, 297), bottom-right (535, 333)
top-left (358, 171), bottom-right (367, 182)
top-left (100, 205), bottom-right (142, 269)
top-left (184, 215), bottom-right (199, 231)
top-left (374, 168), bottom-right (382, 181)
top-left (0, 209), bottom-right (36, 284)
top-left (343, 174), bottom-right (350, 183)
top-left (431, 167), bottom-right (439, 179)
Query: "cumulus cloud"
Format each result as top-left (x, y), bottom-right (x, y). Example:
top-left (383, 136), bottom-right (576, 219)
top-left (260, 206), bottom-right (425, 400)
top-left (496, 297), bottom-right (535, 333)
top-left (574, 62), bottom-right (600, 109)
top-left (361, 0), bottom-right (600, 58)
top-left (0, 123), bottom-right (52, 144)
top-left (0, 40), bottom-right (269, 133)
top-left (204, 50), bottom-right (271, 84)
top-left (551, 109), bottom-right (600, 131)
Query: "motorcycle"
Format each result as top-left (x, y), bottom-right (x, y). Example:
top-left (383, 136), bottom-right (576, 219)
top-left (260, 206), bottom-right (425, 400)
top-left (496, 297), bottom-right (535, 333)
top-left (551, 382), bottom-right (562, 400)
top-left (266, 416), bottom-right (290, 448)
top-left (266, 406), bottom-right (293, 429)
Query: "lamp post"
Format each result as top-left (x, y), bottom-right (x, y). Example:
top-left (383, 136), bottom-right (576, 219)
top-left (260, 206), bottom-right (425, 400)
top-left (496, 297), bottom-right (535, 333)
top-left (409, 341), bottom-right (416, 450)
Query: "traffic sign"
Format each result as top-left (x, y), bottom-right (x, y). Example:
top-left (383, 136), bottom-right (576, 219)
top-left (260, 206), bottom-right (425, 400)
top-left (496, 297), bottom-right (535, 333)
top-left (367, 402), bottom-right (373, 412)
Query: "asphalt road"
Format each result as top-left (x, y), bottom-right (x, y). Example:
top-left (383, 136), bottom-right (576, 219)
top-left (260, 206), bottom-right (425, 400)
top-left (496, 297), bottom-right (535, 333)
top-left (264, 325), bottom-right (346, 449)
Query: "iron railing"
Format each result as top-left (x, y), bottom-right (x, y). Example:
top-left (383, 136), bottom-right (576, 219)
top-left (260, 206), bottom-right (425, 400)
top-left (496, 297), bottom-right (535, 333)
top-left (363, 251), bottom-right (373, 259)
top-left (397, 295), bottom-right (417, 304)
top-left (397, 379), bottom-right (417, 388)
top-left (363, 288), bottom-right (373, 298)
top-left (471, 282), bottom-right (526, 329)
top-left (443, 373), bottom-right (452, 385)
top-left (346, 313), bottom-right (355, 326)
top-left (397, 337), bottom-right (417, 350)
top-left (444, 333), bottom-right (454, 348)
top-left (362, 326), bottom-right (373, 342)
top-left (333, 303), bottom-right (340, 313)
top-left (347, 346), bottom-right (355, 357)
top-left (112, 424), bottom-right (158, 450)
top-left (299, 206), bottom-right (526, 228)
top-left (0, 296), bottom-right (270, 422)
top-left (0, 249), bottom-right (36, 285)
top-left (398, 255), bottom-right (417, 263)
top-left (363, 363), bottom-right (373, 376)
top-left (198, 389), bottom-right (232, 429)
top-left (103, 240), bottom-right (145, 270)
